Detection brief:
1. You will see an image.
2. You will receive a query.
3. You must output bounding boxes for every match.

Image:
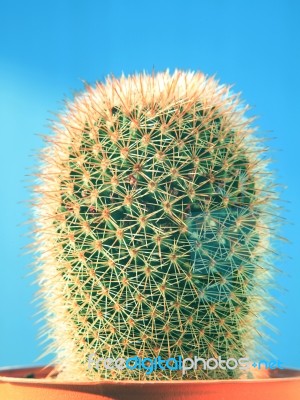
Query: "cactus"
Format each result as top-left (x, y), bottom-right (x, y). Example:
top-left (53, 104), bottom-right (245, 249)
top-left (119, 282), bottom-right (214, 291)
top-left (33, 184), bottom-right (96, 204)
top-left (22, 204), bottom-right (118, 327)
top-left (33, 70), bottom-right (278, 381)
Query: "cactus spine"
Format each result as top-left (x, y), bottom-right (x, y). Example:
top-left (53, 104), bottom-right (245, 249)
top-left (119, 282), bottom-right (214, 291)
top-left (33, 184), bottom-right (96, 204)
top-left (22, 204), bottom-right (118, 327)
top-left (34, 70), bottom-right (278, 380)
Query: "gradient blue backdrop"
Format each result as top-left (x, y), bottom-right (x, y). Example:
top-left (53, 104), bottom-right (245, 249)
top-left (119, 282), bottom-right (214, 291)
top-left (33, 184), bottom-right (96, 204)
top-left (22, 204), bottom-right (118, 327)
top-left (0, 0), bottom-right (299, 369)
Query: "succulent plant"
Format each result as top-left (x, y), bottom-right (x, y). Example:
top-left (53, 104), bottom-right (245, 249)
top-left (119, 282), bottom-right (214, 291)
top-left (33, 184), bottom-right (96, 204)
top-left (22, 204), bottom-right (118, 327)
top-left (33, 70), bottom-right (278, 381)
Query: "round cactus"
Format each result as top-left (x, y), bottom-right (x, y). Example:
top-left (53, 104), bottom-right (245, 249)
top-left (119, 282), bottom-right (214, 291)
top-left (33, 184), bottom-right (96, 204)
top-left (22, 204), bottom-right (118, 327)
top-left (33, 70), bottom-right (278, 380)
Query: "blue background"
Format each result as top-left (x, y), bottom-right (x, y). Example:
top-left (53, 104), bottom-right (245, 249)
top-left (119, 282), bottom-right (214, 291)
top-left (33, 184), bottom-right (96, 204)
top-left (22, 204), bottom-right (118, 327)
top-left (0, 0), bottom-right (299, 369)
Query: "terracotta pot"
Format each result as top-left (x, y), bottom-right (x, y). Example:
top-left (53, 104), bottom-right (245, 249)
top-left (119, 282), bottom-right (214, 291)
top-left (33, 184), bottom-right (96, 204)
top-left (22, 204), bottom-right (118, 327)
top-left (0, 366), bottom-right (299, 400)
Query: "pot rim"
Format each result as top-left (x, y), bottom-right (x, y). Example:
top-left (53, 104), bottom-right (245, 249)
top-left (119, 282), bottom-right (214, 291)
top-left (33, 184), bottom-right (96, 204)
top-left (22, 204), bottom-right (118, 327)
top-left (1, 366), bottom-right (300, 386)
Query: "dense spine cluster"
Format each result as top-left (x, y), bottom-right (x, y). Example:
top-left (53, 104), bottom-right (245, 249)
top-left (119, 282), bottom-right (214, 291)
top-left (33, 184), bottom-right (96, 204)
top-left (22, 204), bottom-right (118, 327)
top-left (33, 71), bottom-right (278, 380)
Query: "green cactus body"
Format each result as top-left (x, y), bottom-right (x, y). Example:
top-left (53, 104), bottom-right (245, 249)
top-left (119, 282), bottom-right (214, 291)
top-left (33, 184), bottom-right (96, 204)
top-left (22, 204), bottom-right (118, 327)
top-left (34, 71), bottom-right (277, 380)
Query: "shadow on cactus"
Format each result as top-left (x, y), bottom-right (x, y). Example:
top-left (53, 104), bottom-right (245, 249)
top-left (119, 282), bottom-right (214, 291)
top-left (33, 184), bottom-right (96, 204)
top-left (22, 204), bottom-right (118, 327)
top-left (33, 70), bottom-right (280, 381)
